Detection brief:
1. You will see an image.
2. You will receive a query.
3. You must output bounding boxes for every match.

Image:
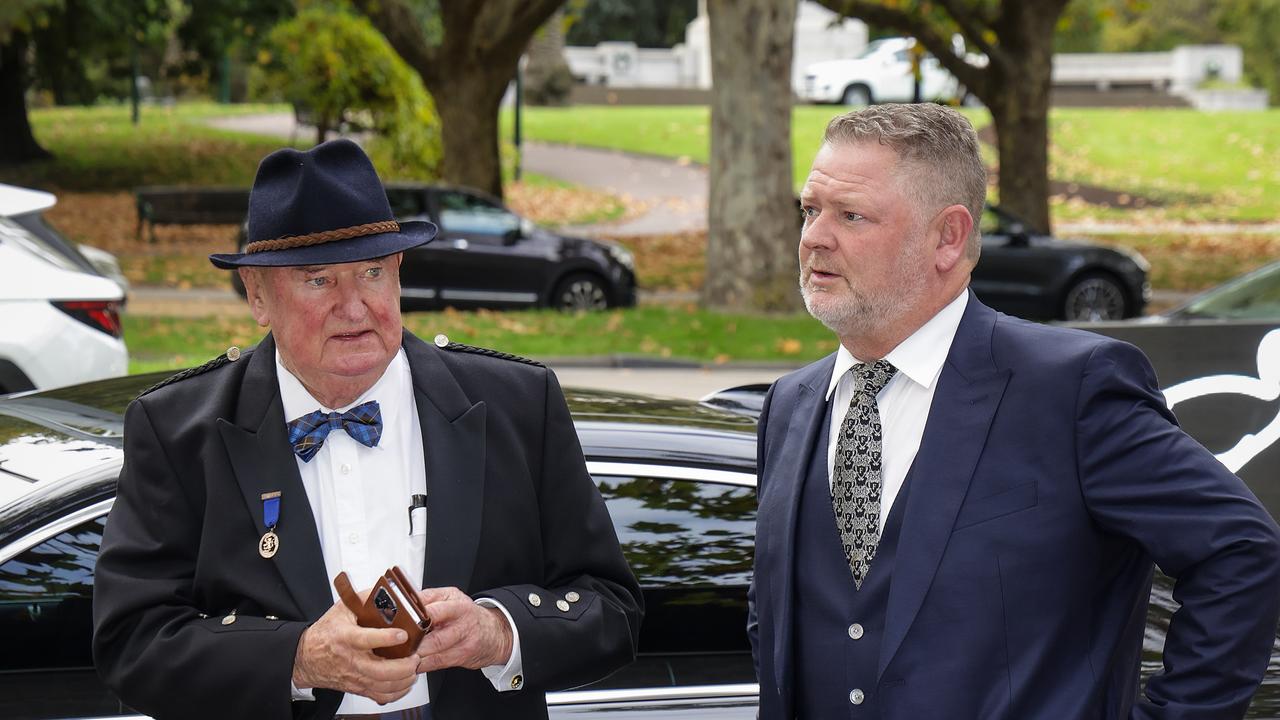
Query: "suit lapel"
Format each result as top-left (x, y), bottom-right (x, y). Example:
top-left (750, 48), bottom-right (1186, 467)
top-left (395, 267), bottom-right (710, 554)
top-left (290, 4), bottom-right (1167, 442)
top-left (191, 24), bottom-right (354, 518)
top-left (878, 294), bottom-right (1010, 680)
top-left (402, 331), bottom-right (486, 594)
top-left (768, 355), bottom-right (835, 693)
top-left (216, 334), bottom-right (332, 621)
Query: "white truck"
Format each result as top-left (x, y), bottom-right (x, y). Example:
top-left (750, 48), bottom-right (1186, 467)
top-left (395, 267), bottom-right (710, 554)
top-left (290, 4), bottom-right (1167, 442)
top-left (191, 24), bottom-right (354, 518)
top-left (800, 36), bottom-right (966, 105)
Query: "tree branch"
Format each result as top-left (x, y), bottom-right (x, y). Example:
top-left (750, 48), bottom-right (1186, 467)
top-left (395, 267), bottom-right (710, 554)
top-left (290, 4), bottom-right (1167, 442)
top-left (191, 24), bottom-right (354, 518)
top-left (352, 0), bottom-right (439, 82)
top-left (934, 0), bottom-right (998, 59)
top-left (826, 0), bottom-right (991, 98)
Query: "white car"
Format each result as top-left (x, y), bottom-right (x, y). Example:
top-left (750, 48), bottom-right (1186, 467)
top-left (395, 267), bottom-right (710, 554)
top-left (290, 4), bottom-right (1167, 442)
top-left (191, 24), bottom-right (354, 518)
top-left (800, 36), bottom-right (963, 105)
top-left (0, 185), bottom-right (128, 393)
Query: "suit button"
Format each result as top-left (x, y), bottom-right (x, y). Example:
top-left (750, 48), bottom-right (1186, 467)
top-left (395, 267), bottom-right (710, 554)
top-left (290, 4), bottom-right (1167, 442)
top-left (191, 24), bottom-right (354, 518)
top-left (528, 593), bottom-right (541, 607)
top-left (848, 623), bottom-right (864, 640)
top-left (221, 614), bottom-right (236, 626)
top-left (565, 591), bottom-right (580, 603)
top-left (850, 688), bottom-right (865, 705)
top-left (556, 600), bottom-right (571, 612)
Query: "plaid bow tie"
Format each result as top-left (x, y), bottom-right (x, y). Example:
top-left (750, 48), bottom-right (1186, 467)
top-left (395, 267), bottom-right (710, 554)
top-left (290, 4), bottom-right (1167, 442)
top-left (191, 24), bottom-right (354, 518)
top-left (286, 400), bottom-right (382, 462)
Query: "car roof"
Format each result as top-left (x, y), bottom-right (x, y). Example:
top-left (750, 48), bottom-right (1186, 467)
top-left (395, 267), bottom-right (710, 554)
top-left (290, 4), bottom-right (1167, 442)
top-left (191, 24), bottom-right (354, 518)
top-left (0, 183), bottom-right (56, 217)
top-left (0, 372), bottom-right (758, 533)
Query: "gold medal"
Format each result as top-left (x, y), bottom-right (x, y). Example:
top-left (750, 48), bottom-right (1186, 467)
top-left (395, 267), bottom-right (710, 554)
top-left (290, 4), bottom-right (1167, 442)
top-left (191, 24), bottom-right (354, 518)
top-left (259, 530), bottom-right (279, 558)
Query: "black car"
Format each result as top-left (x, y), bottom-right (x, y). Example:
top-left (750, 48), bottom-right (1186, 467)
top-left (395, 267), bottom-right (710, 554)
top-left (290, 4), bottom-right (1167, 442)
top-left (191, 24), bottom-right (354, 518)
top-left (3, 354), bottom-right (1280, 718)
top-left (973, 204), bottom-right (1150, 322)
top-left (230, 184), bottom-right (637, 312)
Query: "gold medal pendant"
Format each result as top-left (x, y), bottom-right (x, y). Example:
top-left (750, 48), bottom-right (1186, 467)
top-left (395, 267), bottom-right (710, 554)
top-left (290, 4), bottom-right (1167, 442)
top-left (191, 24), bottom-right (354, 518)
top-left (259, 530), bottom-right (280, 558)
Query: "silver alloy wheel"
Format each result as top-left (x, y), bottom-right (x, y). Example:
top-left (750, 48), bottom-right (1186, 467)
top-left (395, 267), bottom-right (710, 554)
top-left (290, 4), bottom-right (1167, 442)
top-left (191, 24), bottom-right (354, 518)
top-left (1063, 275), bottom-right (1127, 321)
top-left (558, 277), bottom-right (608, 311)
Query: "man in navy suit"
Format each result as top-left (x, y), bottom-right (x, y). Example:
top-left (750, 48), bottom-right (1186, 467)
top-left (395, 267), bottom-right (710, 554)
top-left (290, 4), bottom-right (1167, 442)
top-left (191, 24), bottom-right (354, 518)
top-left (748, 103), bottom-right (1280, 719)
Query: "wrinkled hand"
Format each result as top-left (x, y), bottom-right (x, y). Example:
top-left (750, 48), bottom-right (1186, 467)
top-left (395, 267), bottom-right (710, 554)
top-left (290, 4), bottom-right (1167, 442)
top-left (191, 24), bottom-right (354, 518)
top-left (413, 586), bottom-right (513, 674)
top-left (292, 594), bottom-right (420, 705)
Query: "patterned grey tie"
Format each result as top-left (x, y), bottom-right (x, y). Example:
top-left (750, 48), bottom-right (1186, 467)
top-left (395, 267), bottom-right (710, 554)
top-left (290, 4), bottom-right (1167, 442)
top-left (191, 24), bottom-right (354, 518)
top-left (832, 359), bottom-right (899, 589)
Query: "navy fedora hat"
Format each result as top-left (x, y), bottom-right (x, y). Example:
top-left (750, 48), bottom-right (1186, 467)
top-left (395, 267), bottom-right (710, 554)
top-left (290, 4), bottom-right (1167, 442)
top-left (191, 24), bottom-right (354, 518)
top-left (209, 138), bottom-right (436, 269)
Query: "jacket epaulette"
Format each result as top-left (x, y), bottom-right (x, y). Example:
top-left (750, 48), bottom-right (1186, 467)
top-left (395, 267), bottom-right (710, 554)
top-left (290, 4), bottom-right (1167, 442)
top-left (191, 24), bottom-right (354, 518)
top-left (432, 334), bottom-right (544, 368)
top-left (136, 346), bottom-right (247, 399)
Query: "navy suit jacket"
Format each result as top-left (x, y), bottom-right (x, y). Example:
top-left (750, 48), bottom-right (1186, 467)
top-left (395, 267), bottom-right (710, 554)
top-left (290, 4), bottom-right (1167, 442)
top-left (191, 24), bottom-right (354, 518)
top-left (749, 293), bottom-right (1280, 719)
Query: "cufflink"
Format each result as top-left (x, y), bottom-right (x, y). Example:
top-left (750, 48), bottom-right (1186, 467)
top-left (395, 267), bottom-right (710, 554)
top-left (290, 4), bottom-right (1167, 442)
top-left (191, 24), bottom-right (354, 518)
top-left (510, 674), bottom-right (523, 690)
top-left (527, 593), bottom-right (541, 607)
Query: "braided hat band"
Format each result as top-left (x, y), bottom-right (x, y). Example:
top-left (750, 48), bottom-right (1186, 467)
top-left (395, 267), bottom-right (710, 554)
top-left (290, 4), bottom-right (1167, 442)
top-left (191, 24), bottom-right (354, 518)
top-left (244, 220), bottom-right (401, 255)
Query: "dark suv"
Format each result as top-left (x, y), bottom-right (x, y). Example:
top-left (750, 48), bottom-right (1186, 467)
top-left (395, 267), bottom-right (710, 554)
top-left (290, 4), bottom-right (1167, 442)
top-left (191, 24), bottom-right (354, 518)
top-left (232, 184), bottom-right (637, 311)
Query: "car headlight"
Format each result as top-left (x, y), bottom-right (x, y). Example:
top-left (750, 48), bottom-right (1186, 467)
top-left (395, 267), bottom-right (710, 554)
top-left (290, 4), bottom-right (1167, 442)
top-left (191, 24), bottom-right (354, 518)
top-left (607, 243), bottom-right (634, 271)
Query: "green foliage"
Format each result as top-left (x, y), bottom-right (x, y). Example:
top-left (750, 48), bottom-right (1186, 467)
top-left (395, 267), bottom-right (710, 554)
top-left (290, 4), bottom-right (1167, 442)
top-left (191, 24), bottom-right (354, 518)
top-left (1051, 0), bottom-right (1280, 104)
top-left (251, 6), bottom-right (441, 178)
top-left (0, 0), bottom-right (62, 40)
top-left (565, 0), bottom-right (698, 48)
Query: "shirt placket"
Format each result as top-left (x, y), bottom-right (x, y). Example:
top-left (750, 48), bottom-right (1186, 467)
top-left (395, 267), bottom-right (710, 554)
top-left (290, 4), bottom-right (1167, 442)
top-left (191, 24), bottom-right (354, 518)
top-left (330, 429), bottom-right (371, 587)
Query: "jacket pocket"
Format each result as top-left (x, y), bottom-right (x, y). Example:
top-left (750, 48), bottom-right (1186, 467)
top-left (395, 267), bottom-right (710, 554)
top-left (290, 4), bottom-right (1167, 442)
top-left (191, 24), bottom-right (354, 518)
top-left (954, 481), bottom-right (1037, 531)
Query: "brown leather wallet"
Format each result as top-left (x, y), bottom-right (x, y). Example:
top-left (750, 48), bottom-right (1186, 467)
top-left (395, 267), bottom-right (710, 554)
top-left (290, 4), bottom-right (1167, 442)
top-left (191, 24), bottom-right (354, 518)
top-left (334, 566), bottom-right (432, 659)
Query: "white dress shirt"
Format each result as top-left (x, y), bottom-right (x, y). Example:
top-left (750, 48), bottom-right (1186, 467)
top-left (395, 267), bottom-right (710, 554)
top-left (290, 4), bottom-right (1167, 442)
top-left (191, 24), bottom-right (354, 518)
top-left (825, 291), bottom-right (969, 530)
top-left (277, 349), bottom-right (522, 712)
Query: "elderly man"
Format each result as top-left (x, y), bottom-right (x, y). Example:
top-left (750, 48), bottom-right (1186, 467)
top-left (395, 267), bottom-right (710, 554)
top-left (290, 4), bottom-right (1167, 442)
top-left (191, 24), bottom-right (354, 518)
top-left (748, 103), bottom-right (1280, 719)
top-left (93, 139), bottom-right (643, 720)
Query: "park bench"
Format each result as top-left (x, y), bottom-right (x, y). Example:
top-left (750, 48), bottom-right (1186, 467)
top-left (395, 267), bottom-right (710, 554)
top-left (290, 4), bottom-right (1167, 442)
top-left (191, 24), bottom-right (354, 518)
top-left (134, 186), bottom-right (251, 242)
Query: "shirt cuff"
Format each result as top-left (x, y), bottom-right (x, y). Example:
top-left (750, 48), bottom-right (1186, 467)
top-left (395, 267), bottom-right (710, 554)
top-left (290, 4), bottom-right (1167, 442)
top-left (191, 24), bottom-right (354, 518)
top-left (290, 680), bottom-right (315, 702)
top-left (475, 597), bottom-right (524, 691)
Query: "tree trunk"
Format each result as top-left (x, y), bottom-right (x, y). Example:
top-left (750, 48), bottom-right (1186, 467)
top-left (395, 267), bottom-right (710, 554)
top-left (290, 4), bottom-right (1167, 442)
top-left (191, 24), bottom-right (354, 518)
top-left (986, 47), bottom-right (1054, 234)
top-left (353, 0), bottom-right (568, 202)
top-left (0, 31), bottom-right (52, 165)
top-left (425, 67), bottom-right (511, 199)
top-left (703, 0), bottom-right (801, 312)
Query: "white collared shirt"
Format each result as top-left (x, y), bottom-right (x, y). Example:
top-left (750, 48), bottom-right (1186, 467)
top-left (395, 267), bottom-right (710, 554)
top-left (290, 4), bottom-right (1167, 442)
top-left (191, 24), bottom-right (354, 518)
top-left (825, 291), bottom-right (969, 530)
top-left (277, 348), bottom-right (522, 711)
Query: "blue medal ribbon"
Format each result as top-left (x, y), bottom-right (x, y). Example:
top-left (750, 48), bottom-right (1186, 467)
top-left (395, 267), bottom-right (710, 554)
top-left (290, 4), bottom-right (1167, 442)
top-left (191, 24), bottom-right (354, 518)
top-left (261, 492), bottom-right (281, 530)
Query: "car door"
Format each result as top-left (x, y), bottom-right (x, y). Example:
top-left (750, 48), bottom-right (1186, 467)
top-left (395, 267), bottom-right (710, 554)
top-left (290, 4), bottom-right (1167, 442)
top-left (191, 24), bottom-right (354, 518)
top-left (0, 501), bottom-right (126, 720)
top-left (971, 208), bottom-right (1072, 320)
top-left (877, 46), bottom-right (915, 102)
top-left (388, 187), bottom-right (446, 309)
top-left (427, 189), bottom-right (549, 309)
top-left (584, 464), bottom-right (757, 690)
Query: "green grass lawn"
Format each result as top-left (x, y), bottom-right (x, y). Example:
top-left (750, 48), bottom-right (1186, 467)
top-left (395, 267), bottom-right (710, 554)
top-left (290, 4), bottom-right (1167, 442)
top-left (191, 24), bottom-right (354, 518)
top-left (509, 105), bottom-right (1279, 224)
top-left (1049, 108), bottom-right (1280, 222)
top-left (1, 102), bottom-right (301, 192)
top-left (124, 307), bottom-right (838, 375)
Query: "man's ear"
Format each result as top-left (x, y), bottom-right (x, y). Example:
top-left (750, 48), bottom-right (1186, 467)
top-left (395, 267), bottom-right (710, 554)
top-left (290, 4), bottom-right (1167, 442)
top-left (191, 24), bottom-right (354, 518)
top-left (933, 205), bottom-right (973, 274)
top-left (238, 267), bottom-right (272, 328)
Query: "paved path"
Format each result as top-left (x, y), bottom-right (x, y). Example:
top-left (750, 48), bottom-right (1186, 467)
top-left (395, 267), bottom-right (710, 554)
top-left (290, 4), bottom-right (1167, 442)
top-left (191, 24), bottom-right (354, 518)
top-left (522, 143), bottom-right (707, 236)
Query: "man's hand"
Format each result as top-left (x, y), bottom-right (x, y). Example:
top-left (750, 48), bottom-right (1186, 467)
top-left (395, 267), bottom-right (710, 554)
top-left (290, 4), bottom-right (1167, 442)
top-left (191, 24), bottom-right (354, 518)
top-left (413, 586), bottom-right (514, 674)
top-left (292, 596), bottom-right (420, 705)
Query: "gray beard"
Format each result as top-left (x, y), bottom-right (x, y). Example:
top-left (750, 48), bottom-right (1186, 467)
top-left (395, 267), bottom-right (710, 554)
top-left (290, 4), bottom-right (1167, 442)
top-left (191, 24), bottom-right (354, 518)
top-left (798, 263), bottom-right (928, 342)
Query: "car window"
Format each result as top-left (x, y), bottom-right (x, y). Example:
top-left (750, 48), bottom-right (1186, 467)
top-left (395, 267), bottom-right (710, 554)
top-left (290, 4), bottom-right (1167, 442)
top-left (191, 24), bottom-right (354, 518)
top-left (0, 513), bottom-right (127, 718)
top-left (0, 216), bottom-right (83, 273)
top-left (435, 191), bottom-right (520, 237)
top-left (1181, 263), bottom-right (1280, 320)
top-left (385, 188), bottom-right (427, 219)
top-left (591, 474), bottom-right (756, 689)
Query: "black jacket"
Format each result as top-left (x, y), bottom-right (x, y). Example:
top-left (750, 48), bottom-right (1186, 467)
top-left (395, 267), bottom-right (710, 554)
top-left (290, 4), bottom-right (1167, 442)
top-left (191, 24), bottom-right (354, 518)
top-left (93, 330), bottom-right (643, 720)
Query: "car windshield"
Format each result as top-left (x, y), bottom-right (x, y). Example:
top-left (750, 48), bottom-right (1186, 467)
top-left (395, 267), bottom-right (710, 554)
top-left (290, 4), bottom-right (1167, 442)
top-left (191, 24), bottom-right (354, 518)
top-left (857, 38), bottom-right (895, 59)
top-left (0, 216), bottom-right (82, 273)
top-left (1179, 263), bottom-right (1280, 320)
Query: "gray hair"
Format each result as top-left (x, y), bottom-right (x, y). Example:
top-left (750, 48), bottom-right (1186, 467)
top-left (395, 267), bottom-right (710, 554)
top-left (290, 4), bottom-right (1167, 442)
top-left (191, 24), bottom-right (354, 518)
top-left (823, 103), bottom-right (986, 262)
